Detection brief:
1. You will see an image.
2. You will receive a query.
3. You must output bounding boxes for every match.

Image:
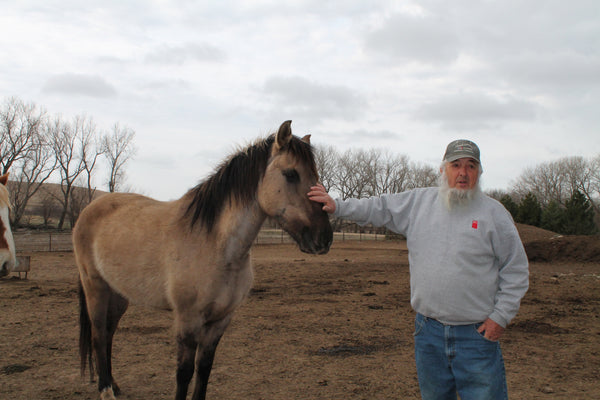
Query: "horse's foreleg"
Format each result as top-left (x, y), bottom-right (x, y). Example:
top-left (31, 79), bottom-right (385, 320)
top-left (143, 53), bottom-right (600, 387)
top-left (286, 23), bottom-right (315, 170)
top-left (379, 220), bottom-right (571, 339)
top-left (190, 336), bottom-right (222, 400)
top-left (175, 334), bottom-right (198, 400)
top-left (191, 317), bottom-right (232, 400)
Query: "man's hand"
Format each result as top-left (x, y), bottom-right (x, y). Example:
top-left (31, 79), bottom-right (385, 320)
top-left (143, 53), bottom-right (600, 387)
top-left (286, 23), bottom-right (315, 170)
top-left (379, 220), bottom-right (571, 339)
top-left (477, 318), bottom-right (505, 341)
top-left (308, 184), bottom-right (336, 214)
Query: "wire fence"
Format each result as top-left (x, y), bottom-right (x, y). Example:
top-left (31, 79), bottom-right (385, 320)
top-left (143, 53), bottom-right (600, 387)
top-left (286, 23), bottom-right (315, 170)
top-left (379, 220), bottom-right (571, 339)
top-left (256, 229), bottom-right (389, 245)
top-left (13, 229), bottom-right (390, 253)
top-left (14, 231), bottom-right (73, 252)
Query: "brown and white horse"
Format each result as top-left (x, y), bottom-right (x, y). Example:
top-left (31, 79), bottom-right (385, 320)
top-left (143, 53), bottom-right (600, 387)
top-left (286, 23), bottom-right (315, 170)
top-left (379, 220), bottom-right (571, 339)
top-left (74, 121), bottom-right (333, 400)
top-left (0, 173), bottom-right (17, 278)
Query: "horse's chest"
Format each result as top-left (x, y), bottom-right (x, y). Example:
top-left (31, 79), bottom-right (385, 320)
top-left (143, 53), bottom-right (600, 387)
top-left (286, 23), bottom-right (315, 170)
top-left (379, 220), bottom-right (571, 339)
top-left (220, 260), bottom-right (253, 298)
top-left (197, 258), bottom-right (254, 322)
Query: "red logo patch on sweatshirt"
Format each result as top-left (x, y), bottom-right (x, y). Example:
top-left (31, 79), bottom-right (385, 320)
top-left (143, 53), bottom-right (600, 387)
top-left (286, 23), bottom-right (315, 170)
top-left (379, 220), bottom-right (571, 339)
top-left (472, 220), bottom-right (478, 229)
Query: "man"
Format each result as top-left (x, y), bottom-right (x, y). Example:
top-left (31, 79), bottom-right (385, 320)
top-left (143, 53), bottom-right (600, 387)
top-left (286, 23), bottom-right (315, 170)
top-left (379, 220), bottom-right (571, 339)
top-left (308, 140), bottom-right (529, 400)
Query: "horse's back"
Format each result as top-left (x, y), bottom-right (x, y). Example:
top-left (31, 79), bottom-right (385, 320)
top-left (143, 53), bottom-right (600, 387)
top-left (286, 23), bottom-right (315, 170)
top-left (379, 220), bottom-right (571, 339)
top-left (74, 193), bottom-right (164, 248)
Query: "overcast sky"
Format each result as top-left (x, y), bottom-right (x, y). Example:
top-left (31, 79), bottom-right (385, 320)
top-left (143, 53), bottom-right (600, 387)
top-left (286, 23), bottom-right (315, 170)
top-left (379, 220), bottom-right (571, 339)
top-left (2, 1), bottom-right (599, 200)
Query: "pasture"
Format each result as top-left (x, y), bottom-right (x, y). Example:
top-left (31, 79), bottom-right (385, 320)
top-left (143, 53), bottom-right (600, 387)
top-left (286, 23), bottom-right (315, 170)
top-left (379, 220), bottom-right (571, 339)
top-left (1, 230), bottom-right (599, 399)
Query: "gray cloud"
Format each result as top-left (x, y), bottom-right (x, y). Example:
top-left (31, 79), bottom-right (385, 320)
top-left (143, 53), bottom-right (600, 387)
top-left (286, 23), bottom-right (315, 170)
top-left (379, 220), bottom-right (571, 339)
top-left (415, 92), bottom-right (538, 130)
top-left (262, 76), bottom-right (367, 122)
top-left (144, 42), bottom-right (227, 65)
top-left (496, 53), bottom-right (600, 92)
top-left (42, 73), bottom-right (117, 97)
top-left (364, 13), bottom-right (460, 65)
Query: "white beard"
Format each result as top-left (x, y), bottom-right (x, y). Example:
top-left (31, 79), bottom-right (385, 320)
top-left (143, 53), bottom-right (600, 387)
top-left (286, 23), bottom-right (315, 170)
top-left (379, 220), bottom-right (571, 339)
top-left (438, 171), bottom-right (482, 210)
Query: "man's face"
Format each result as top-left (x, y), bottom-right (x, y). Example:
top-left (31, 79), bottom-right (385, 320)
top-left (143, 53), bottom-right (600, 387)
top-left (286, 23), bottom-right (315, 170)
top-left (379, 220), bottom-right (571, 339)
top-left (444, 158), bottom-right (480, 189)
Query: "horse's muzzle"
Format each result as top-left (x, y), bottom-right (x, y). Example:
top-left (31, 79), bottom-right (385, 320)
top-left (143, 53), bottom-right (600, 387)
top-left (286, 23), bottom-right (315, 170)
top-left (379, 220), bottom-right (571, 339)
top-left (299, 225), bottom-right (333, 255)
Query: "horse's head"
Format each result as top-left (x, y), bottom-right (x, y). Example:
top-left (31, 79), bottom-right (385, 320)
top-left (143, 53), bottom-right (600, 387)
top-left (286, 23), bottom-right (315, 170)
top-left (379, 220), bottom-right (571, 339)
top-left (0, 173), bottom-right (17, 278)
top-left (258, 121), bottom-right (333, 254)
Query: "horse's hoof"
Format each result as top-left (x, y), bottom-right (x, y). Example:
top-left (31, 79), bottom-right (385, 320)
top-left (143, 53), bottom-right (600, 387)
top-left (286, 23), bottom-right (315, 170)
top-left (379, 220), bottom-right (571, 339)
top-left (100, 386), bottom-right (116, 400)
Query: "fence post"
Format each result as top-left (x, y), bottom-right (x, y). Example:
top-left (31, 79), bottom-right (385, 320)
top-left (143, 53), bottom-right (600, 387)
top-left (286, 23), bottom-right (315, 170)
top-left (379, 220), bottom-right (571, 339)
top-left (49, 232), bottom-right (52, 252)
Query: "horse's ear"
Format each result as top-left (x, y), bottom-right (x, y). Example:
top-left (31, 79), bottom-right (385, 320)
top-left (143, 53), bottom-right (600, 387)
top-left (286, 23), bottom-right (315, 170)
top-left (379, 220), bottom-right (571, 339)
top-left (0, 173), bottom-right (8, 186)
top-left (273, 120), bottom-right (292, 154)
top-left (301, 134), bottom-right (311, 145)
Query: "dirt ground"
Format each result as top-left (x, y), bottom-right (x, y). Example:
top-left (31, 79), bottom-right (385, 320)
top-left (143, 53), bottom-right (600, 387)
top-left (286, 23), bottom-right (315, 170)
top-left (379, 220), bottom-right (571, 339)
top-left (1, 225), bottom-right (599, 399)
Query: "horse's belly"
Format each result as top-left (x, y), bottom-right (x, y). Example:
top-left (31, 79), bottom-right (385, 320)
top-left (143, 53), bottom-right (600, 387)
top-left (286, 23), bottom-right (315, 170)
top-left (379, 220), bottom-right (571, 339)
top-left (95, 259), bottom-right (171, 309)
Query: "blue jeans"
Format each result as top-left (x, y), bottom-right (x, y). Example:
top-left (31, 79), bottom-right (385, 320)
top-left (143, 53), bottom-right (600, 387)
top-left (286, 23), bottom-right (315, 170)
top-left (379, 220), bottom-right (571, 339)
top-left (414, 313), bottom-right (508, 400)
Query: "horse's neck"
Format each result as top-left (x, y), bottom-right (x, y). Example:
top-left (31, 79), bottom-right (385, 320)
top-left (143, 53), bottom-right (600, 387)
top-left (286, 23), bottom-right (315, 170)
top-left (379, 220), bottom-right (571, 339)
top-left (219, 201), bottom-right (266, 262)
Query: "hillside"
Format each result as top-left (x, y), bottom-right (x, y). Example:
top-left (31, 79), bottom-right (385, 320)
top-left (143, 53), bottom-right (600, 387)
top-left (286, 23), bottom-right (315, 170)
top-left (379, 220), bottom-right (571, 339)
top-left (7, 181), bottom-right (107, 228)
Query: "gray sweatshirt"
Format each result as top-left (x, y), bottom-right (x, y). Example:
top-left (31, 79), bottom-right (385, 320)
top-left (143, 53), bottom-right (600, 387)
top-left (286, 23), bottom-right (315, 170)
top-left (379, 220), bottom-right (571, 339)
top-left (334, 187), bottom-right (529, 328)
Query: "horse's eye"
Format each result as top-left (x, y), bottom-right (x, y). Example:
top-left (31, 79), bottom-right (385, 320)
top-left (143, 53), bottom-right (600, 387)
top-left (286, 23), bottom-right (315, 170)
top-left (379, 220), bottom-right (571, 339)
top-left (282, 169), bottom-right (300, 184)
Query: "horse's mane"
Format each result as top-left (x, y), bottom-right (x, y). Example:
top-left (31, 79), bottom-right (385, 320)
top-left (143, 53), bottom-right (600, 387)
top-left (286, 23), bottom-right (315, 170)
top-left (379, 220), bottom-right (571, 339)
top-left (185, 133), bottom-right (316, 232)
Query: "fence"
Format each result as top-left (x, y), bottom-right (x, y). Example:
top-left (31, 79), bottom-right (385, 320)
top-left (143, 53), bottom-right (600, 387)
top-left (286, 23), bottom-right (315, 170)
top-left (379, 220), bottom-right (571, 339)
top-left (14, 231), bottom-right (73, 252)
top-left (255, 229), bottom-right (388, 245)
top-left (13, 229), bottom-right (389, 253)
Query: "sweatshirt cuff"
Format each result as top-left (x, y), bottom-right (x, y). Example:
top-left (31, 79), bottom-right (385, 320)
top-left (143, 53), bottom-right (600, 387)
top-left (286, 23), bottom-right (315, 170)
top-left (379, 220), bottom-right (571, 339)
top-left (488, 311), bottom-right (508, 328)
top-left (333, 198), bottom-right (342, 217)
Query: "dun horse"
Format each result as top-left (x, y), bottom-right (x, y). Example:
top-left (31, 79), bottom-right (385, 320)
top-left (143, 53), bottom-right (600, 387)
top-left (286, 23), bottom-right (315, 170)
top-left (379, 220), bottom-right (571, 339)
top-left (74, 121), bottom-right (333, 400)
top-left (0, 173), bottom-right (17, 278)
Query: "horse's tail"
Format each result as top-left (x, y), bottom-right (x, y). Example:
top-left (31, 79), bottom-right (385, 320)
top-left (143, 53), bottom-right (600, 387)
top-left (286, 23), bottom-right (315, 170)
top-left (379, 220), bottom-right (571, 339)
top-left (78, 281), bottom-right (94, 381)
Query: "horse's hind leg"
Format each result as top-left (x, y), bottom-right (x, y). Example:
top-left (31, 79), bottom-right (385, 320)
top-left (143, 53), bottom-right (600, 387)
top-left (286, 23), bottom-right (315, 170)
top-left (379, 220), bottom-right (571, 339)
top-left (83, 279), bottom-right (128, 399)
top-left (106, 290), bottom-right (128, 395)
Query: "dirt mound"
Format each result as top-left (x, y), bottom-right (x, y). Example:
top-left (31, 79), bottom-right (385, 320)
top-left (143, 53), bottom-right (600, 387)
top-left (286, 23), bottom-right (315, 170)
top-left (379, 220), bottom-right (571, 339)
top-left (516, 224), bottom-right (560, 242)
top-left (517, 223), bottom-right (600, 263)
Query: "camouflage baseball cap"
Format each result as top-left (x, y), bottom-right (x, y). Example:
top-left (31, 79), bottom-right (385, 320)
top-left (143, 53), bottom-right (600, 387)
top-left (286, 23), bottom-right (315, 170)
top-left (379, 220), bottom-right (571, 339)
top-left (443, 139), bottom-right (480, 163)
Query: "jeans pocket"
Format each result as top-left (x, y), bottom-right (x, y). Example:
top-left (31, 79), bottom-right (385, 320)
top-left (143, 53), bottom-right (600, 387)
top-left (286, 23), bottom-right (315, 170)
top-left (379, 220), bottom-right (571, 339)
top-left (414, 315), bottom-right (426, 336)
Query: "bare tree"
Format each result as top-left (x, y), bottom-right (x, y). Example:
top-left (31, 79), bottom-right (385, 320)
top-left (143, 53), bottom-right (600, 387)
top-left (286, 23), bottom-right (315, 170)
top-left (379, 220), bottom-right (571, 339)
top-left (562, 155), bottom-right (600, 215)
top-left (9, 123), bottom-right (57, 226)
top-left (380, 152), bottom-right (411, 194)
top-left (333, 149), bottom-right (373, 200)
top-left (512, 155), bottom-right (600, 212)
top-left (0, 97), bottom-right (45, 174)
top-left (313, 144), bottom-right (337, 192)
top-left (38, 190), bottom-right (58, 228)
top-left (588, 154), bottom-right (600, 214)
top-left (78, 117), bottom-right (104, 204)
top-left (0, 97), bottom-right (57, 226)
top-left (318, 146), bottom-right (438, 200)
top-left (513, 162), bottom-right (568, 206)
top-left (102, 123), bottom-right (136, 193)
top-left (408, 162), bottom-right (438, 189)
top-left (49, 115), bottom-right (100, 229)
